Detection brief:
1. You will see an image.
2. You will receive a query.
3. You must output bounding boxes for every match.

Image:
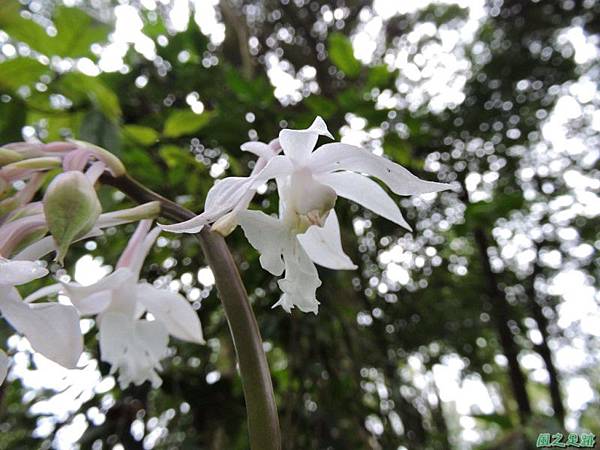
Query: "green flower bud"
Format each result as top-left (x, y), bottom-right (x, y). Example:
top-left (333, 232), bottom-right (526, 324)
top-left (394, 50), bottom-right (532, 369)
top-left (43, 171), bottom-right (102, 263)
top-left (0, 148), bottom-right (24, 166)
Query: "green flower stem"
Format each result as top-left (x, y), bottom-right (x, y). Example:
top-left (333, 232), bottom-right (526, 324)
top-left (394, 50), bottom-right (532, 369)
top-left (101, 173), bottom-right (281, 450)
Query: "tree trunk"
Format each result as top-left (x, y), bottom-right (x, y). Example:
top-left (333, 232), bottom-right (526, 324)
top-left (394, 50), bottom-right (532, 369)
top-left (527, 243), bottom-right (565, 424)
top-left (474, 227), bottom-right (532, 424)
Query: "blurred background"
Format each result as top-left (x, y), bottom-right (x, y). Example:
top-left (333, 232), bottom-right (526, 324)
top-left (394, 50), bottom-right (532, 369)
top-left (0, 0), bottom-right (599, 449)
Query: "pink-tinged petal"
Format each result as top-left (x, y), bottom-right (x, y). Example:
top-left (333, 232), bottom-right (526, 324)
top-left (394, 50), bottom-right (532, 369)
top-left (42, 142), bottom-right (79, 154)
top-left (0, 287), bottom-right (82, 368)
top-left (279, 116), bottom-right (333, 165)
top-left (0, 258), bottom-right (48, 286)
top-left (136, 283), bottom-right (204, 344)
top-left (297, 211), bottom-right (357, 270)
top-left (0, 214), bottom-right (47, 257)
top-left (309, 143), bottom-right (453, 195)
top-left (115, 220), bottom-right (160, 277)
top-left (317, 171), bottom-right (413, 230)
top-left (116, 220), bottom-right (152, 271)
top-left (95, 202), bottom-right (160, 229)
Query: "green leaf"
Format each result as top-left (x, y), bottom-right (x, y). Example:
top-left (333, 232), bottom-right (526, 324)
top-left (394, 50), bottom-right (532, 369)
top-left (328, 32), bottom-right (361, 78)
top-left (367, 65), bottom-right (396, 89)
top-left (57, 73), bottom-right (121, 119)
top-left (52, 6), bottom-right (110, 58)
top-left (163, 109), bottom-right (213, 138)
top-left (0, 57), bottom-right (48, 91)
top-left (0, 0), bottom-right (54, 55)
top-left (0, 2), bottom-right (109, 58)
top-left (123, 125), bottom-right (159, 146)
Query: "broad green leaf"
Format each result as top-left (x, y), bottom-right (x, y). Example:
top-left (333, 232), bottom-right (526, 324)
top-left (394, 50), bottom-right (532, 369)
top-left (123, 125), bottom-right (160, 146)
top-left (328, 32), bottom-right (361, 78)
top-left (163, 110), bottom-right (213, 138)
top-left (57, 73), bottom-right (121, 119)
top-left (52, 7), bottom-right (111, 58)
top-left (0, 0), bottom-right (55, 55)
top-left (0, 58), bottom-right (48, 91)
top-left (0, 2), bottom-right (109, 58)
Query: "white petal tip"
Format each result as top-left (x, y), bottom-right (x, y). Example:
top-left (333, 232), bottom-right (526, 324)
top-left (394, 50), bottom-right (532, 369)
top-left (158, 222), bottom-right (204, 234)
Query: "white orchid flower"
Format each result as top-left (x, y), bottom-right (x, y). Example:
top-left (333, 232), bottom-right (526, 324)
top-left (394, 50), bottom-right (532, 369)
top-left (160, 138), bottom-right (283, 235)
top-left (0, 257), bottom-right (83, 384)
top-left (162, 117), bottom-right (451, 237)
top-left (53, 220), bottom-right (204, 388)
top-left (238, 205), bottom-right (355, 314)
top-left (249, 116), bottom-right (452, 232)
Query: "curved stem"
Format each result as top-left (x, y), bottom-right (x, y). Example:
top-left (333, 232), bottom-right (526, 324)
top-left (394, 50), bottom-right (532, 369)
top-left (100, 173), bottom-right (281, 450)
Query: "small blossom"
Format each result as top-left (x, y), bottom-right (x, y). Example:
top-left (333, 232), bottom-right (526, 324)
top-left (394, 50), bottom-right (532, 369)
top-left (56, 220), bottom-right (204, 388)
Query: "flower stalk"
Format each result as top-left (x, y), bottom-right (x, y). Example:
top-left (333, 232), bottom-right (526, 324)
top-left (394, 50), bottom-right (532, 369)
top-left (100, 173), bottom-right (281, 450)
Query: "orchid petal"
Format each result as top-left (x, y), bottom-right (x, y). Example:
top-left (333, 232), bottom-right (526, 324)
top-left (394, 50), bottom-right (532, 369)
top-left (279, 116), bottom-right (332, 165)
top-left (238, 210), bottom-right (288, 276)
top-left (275, 240), bottom-right (321, 314)
top-left (0, 258), bottom-right (48, 286)
top-left (297, 211), bottom-right (357, 270)
top-left (241, 141), bottom-right (274, 160)
top-left (61, 268), bottom-right (132, 315)
top-left (309, 143), bottom-right (452, 195)
top-left (23, 283), bottom-right (62, 303)
top-left (317, 171), bottom-right (413, 230)
top-left (136, 283), bottom-right (204, 344)
top-left (13, 228), bottom-right (104, 262)
top-left (250, 155), bottom-right (294, 188)
top-left (0, 287), bottom-right (82, 368)
top-left (160, 177), bottom-right (254, 234)
top-left (99, 312), bottom-right (167, 388)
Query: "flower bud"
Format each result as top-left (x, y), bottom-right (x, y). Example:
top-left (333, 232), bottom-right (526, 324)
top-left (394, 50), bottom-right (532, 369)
top-left (1, 157), bottom-right (62, 180)
top-left (43, 171), bottom-right (102, 263)
top-left (0, 148), bottom-right (24, 166)
top-left (67, 140), bottom-right (126, 177)
top-left (1, 142), bottom-right (46, 158)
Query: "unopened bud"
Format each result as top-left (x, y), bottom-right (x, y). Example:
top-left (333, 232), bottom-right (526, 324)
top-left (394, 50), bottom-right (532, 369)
top-left (68, 140), bottom-right (126, 177)
top-left (1, 157), bottom-right (62, 179)
top-left (0, 148), bottom-right (24, 166)
top-left (43, 171), bottom-right (102, 263)
top-left (1, 142), bottom-right (46, 158)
